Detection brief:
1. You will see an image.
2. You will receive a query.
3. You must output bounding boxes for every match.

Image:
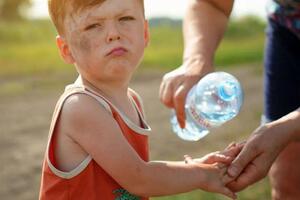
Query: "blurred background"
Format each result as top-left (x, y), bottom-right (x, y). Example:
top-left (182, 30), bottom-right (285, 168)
top-left (0, 0), bottom-right (270, 199)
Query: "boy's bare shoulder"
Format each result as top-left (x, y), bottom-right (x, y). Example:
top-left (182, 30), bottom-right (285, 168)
top-left (59, 93), bottom-right (111, 134)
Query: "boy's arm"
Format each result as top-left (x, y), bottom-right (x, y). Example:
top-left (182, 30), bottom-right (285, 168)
top-left (60, 94), bottom-right (235, 198)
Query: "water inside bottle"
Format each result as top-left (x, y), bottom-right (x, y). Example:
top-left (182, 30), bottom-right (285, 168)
top-left (195, 81), bottom-right (240, 124)
top-left (170, 109), bottom-right (209, 141)
top-left (170, 72), bottom-right (243, 141)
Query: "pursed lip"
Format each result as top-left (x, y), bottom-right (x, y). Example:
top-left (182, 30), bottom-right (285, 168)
top-left (106, 47), bottom-right (128, 56)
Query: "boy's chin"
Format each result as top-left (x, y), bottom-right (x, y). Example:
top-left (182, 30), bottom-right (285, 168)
top-left (108, 62), bottom-right (138, 72)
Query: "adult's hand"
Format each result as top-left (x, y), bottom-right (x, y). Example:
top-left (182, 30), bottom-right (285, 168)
top-left (224, 122), bottom-right (293, 191)
top-left (159, 61), bottom-right (212, 128)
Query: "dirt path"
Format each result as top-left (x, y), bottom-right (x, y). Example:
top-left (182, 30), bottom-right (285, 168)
top-left (0, 66), bottom-right (263, 200)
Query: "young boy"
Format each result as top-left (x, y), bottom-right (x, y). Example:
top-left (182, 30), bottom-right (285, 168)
top-left (39, 0), bottom-right (240, 199)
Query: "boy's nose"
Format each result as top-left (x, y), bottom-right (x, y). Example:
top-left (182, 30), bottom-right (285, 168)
top-left (106, 23), bottom-right (121, 43)
top-left (107, 35), bottom-right (121, 42)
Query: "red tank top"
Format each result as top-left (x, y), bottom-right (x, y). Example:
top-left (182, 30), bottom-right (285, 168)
top-left (39, 81), bottom-right (151, 200)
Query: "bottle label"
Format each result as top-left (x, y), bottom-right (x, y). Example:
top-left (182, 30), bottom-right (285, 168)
top-left (188, 99), bottom-right (211, 129)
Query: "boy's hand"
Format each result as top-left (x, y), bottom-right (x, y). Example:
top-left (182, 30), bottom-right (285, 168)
top-left (187, 142), bottom-right (244, 165)
top-left (184, 144), bottom-right (243, 200)
top-left (186, 152), bottom-right (232, 165)
top-left (185, 156), bottom-right (237, 199)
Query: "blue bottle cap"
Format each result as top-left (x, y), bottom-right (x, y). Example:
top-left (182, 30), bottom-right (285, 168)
top-left (218, 81), bottom-right (237, 101)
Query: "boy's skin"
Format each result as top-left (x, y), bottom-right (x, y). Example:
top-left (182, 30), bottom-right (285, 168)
top-left (52, 0), bottom-right (240, 198)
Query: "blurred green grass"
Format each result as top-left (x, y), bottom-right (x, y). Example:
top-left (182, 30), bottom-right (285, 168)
top-left (0, 16), bottom-right (265, 77)
top-left (153, 178), bottom-right (270, 200)
top-left (145, 16), bottom-right (265, 69)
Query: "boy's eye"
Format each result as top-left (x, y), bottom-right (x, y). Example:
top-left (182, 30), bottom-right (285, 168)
top-left (120, 16), bottom-right (135, 21)
top-left (85, 23), bottom-right (101, 30)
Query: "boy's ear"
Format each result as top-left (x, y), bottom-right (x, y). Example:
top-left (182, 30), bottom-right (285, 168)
top-left (144, 20), bottom-right (150, 47)
top-left (56, 35), bottom-right (75, 64)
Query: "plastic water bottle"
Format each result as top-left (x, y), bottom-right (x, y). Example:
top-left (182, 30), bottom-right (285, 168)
top-left (170, 71), bottom-right (243, 141)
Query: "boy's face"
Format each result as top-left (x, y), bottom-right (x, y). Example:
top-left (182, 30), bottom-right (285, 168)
top-left (57, 0), bottom-right (149, 84)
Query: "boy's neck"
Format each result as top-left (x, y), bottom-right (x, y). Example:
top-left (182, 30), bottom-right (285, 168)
top-left (77, 75), bottom-right (130, 100)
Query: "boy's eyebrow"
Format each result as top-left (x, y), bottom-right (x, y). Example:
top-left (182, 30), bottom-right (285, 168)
top-left (85, 8), bottom-right (132, 21)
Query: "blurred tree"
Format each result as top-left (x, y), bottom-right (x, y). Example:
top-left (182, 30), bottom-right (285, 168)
top-left (0, 0), bottom-right (32, 21)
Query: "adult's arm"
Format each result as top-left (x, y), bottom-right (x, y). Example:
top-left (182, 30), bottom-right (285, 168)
top-left (226, 107), bottom-right (300, 191)
top-left (159, 0), bottom-right (234, 128)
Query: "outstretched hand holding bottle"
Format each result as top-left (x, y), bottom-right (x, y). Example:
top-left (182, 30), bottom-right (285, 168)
top-left (170, 72), bottom-right (243, 141)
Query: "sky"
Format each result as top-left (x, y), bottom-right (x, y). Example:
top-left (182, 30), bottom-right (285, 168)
top-left (30, 0), bottom-right (269, 19)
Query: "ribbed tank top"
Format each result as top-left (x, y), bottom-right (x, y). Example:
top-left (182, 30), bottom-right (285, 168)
top-left (39, 79), bottom-right (151, 200)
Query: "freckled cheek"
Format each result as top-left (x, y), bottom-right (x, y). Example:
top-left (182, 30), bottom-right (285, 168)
top-left (78, 36), bottom-right (93, 53)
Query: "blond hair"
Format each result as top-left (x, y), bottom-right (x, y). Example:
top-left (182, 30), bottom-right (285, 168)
top-left (48, 0), bottom-right (145, 35)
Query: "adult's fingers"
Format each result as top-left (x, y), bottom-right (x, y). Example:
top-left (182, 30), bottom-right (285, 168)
top-left (226, 162), bottom-right (262, 192)
top-left (159, 80), bottom-right (174, 108)
top-left (225, 142), bottom-right (237, 150)
top-left (227, 143), bottom-right (258, 178)
top-left (227, 149), bottom-right (276, 192)
top-left (222, 144), bottom-right (244, 158)
top-left (173, 84), bottom-right (189, 128)
top-left (225, 141), bottom-right (246, 150)
top-left (222, 174), bottom-right (234, 185)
